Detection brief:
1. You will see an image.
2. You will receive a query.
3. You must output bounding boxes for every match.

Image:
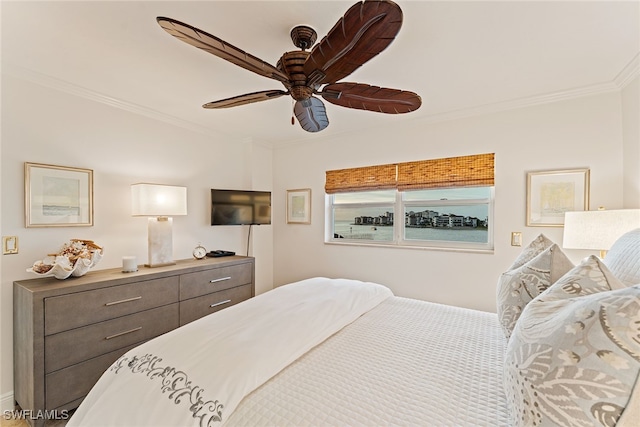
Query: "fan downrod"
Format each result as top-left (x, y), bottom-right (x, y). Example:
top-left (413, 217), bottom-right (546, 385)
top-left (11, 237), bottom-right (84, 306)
top-left (290, 25), bottom-right (317, 50)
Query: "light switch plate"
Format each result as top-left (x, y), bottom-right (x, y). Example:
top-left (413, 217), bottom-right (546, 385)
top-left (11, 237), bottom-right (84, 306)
top-left (511, 232), bottom-right (522, 247)
top-left (3, 236), bottom-right (18, 254)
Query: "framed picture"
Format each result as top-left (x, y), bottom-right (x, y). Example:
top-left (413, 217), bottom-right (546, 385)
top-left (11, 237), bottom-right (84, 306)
top-left (25, 162), bottom-right (94, 227)
top-left (526, 168), bottom-right (589, 227)
top-left (286, 188), bottom-right (311, 224)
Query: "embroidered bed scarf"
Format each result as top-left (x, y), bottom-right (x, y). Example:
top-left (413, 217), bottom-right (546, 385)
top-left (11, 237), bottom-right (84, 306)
top-left (68, 277), bottom-right (393, 427)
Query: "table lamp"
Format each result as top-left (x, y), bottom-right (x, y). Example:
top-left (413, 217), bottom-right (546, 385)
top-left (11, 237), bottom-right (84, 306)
top-left (563, 208), bottom-right (640, 258)
top-left (131, 183), bottom-right (187, 267)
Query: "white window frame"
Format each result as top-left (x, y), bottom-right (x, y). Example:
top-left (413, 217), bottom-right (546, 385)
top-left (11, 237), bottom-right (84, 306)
top-left (325, 187), bottom-right (494, 253)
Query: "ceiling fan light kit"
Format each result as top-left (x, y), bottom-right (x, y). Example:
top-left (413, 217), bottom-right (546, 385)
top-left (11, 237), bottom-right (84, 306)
top-left (294, 97), bottom-right (329, 133)
top-left (157, 0), bottom-right (421, 133)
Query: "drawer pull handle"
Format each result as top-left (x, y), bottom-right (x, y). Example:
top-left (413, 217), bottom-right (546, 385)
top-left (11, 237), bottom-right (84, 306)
top-left (210, 299), bottom-right (231, 308)
top-left (105, 296), bottom-right (142, 306)
top-left (105, 327), bottom-right (142, 340)
top-left (210, 277), bottom-right (231, 284)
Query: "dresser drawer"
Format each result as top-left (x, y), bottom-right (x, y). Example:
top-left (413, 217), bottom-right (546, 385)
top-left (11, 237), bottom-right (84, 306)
top-left (44, 303), bottom-right (179, 374)
top-left (45, 276), bottom-right (179, 335)
top-left (179, 283), bottom-right (252, 325)
top-left (179, 263), bottom-right (252, 300)
top-left (45, 343), bottom-right (138, 410)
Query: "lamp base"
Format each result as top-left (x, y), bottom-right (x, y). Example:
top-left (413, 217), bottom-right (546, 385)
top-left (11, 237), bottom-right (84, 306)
top-left (144, 262), bottom-right (176, 268)
top-left (147, 217), bottom-right (175, 267)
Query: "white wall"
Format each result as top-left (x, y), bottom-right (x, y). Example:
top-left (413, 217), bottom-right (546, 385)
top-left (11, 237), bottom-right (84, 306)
top-left (273, 91), bottom-right (626, 313)
top-left (621, 75), bottom-right (640, 208)
top-left (0, 76), bottom-right (274, 407)
top-left (244, 141), bottom-right (275, 295)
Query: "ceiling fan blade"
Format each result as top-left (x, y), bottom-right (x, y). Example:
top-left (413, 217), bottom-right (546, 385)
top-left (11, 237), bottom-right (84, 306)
top-left (294, 97), bottom-right (329, 132)
top-left (157, 17), bottom-right (290, 84)
top-left (203, 90), bottom-right (288, 109)
top-left (303, 1), bottom-right (403, 86)
top-left (320, 83), bottom-right (421, 113)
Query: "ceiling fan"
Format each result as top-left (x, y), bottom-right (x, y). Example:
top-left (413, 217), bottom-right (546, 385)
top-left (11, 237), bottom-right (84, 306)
top-left (157, 0), bottom-right (421, 133)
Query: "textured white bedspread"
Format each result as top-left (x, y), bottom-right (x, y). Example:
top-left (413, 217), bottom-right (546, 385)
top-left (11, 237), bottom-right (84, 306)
top-left (227, 296), bottom-right (510, 427)
top-left (68, 277), bottom-right (392, 427)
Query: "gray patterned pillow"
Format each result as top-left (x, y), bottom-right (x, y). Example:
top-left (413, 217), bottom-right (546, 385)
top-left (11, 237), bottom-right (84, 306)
top-left (497, 244), bottom-right (574, 339)
top-left (508, 233), bottom-right (555, 270)
top-left (504, 256), bottom-right (640, 427)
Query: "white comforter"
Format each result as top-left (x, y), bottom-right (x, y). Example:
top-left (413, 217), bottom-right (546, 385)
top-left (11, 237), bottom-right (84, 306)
top-left (68, 277), bottom-right (393, 427)
top-left (227, 296), bottom-right (510, 426)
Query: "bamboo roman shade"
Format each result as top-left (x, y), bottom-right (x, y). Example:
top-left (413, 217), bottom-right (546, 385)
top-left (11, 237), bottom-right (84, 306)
top-left (325, 164), bottom-right (397, 194)
top-left (325, 153), bottom-right (494, 194)
top-left (397, 153), bottom-right (494, 190)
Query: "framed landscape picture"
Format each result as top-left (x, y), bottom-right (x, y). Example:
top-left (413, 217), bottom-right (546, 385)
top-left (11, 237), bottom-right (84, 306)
top-left (25, 162), bottom-right (94, 227)
top-left (526, 168), bottom-right (589, 227)
top-left (286, 188), bottom-right (311, 224)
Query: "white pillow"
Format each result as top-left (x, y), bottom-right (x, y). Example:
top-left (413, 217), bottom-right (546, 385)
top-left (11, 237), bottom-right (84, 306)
top-left (604, 228), bottom-right (640, 286)
top-left (504, 255), bottom-right (639, 427)
top-left (496, 244), bottom-right (573, 339)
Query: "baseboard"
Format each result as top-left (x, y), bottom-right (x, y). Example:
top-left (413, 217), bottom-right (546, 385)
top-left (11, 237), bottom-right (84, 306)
top-left (1, 391), bottom-right (15, 412)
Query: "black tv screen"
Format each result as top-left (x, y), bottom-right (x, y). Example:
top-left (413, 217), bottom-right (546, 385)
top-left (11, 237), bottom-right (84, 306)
top-left (211, 189), bottom-right (271, 225)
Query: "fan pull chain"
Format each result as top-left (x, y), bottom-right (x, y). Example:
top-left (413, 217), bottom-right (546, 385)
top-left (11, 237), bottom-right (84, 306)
top-left (291, 99), bottom-right (295, 125)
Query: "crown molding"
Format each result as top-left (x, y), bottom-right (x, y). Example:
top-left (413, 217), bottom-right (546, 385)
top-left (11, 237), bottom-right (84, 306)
top-left (416, 81), bottom-right (621, 126)
top-left (2, 64), bottom-right (235, 141)
top-left (3, 63), bottom-right (629, 149)
top-left (614, 53), bottom-right (640, 89)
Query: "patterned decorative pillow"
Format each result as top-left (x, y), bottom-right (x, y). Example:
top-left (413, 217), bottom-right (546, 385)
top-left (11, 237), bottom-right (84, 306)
top-left (496, 244), bottom-right (574, 339)
top-left (508, 233), bottom-right (555, 270)
top-left (504, 256), bottom-right (640, 427)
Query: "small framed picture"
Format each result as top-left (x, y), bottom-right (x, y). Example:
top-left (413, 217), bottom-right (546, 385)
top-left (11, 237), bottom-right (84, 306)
top-left (286, 188), bottom-right (311, 224)
top-left (526, 168), bottom-right (589, 227)
top-left (25, 162), bottom-right (94, 227)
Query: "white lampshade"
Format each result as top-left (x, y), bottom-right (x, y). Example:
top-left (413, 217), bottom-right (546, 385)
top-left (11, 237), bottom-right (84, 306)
top-left (131, 183), bottom-right (187, 217)
top-left (563, 209), bottom-right (640, 256)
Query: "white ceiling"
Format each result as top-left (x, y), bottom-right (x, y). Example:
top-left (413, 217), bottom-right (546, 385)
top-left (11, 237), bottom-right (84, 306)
top-left (2, 1), bottom-right (639, 147)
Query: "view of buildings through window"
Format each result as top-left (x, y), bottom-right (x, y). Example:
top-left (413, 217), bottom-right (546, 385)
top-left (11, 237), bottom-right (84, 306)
top-left (329, 187), bottom-right (493, 248)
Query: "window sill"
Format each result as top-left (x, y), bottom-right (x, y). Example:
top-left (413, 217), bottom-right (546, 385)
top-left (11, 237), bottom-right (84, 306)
top-left (324, 240), bottom-right (494, 255)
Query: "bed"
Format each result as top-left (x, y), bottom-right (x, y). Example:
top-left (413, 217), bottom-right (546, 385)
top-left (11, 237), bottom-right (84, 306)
top-left (68, 229), bottom-right (640, 427)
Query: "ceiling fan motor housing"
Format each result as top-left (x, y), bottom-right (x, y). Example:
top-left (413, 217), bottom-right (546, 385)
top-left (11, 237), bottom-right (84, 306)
top-left (278, 51), bottom-right (315, 101)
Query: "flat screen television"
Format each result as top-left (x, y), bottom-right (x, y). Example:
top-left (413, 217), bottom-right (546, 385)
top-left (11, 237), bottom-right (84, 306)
top-left (211, 189), bottom-right (271, 225)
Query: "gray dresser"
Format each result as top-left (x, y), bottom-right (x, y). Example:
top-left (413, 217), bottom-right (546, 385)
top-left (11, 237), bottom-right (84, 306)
top-left (13, 256), bottom-right (254, 426)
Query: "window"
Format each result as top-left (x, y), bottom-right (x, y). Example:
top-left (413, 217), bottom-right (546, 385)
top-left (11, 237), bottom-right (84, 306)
top-left (401, 187), bottom-right (493, 249)
top-left (325, 154), bottom-right (494, 251)
top-left (331, 190), bottom-right (396, 242)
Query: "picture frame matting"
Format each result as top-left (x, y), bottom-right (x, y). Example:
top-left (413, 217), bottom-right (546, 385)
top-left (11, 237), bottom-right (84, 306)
top-left (526, 168), bottom-right (589, 227)
top-left (25, 162), bottom-right (94, 227)
top-left (286, 188), bottom-right (311, 224)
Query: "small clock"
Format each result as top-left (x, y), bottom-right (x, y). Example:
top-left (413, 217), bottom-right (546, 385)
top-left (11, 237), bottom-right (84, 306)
top-left (193, 244), bottom-right (207, 260)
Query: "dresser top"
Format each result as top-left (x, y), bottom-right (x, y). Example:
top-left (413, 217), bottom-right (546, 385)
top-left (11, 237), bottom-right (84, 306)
top-left (14, 256), bottom-right (254, 296)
